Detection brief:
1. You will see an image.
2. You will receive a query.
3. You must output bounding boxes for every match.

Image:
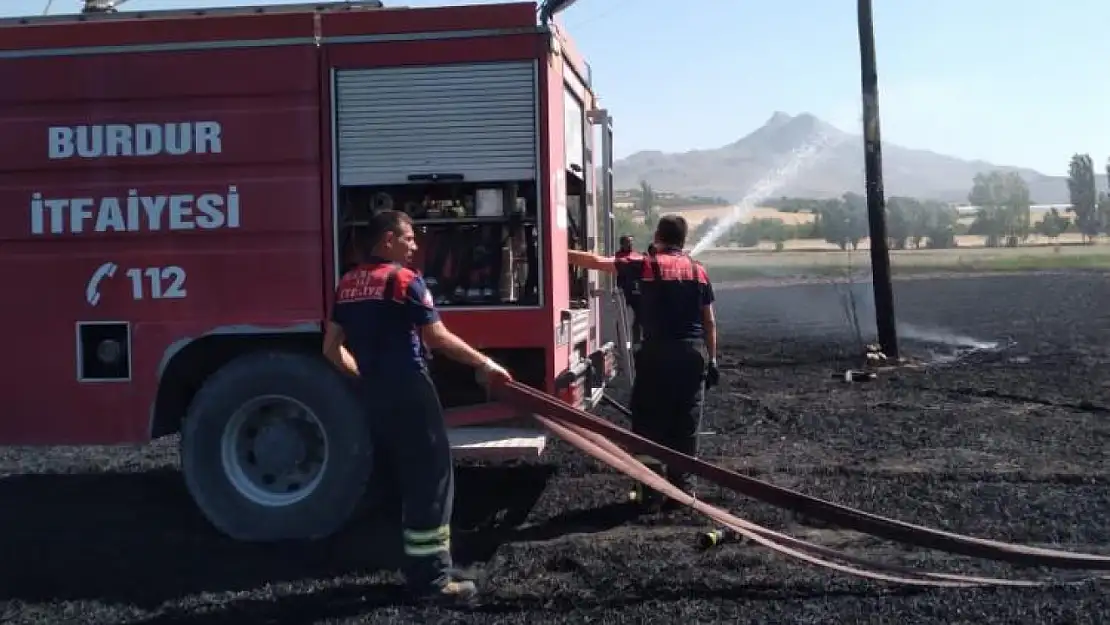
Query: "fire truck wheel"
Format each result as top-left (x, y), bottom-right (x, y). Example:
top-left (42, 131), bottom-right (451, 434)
top-left (180, 350), bottom-right (373, 542)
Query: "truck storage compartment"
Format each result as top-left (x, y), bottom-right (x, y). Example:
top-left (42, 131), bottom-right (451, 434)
top-left (338, 182), bottom-right (540, 307)
top-left (333, 61), bottom-right (541, 308)
top-left (332, 60), bottom-right (545, 409)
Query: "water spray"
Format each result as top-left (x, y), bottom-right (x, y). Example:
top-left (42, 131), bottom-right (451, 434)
top-left (688, 129), bottom-right (846, 257)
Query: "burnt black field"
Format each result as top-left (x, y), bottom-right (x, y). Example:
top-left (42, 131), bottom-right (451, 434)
top-left (3, 272), bottom-right (1110, 624)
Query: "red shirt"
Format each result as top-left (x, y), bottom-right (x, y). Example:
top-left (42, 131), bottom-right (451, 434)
top-left (615, 248), bottom-right (714, 341)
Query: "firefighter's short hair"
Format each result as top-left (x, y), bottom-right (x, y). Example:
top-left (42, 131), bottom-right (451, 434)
top-left (365, 209), bottom-right (413, 249)
top-left (654, 214), bottom-right (688, 248)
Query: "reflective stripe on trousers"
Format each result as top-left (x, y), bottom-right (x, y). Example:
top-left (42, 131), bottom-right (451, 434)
top-left (403, 525), bottom-right (451, 557)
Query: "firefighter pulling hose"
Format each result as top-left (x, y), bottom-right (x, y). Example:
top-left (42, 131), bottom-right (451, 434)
top-left (324, 210), bottom-right (512, 606)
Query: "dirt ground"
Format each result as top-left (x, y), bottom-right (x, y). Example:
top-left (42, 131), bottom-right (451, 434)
top-left (3, 272), bottom-right (1110, 624)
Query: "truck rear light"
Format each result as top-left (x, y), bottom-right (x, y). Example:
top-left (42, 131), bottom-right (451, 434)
top-left (77, 321), bottom-right (131, 382)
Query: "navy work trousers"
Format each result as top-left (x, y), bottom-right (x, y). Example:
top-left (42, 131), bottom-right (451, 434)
top-left (364, 368), bottom-right (455, 591)
top-left (629, 339), bottom-right (707, 489)
top-left (625, 295), bottom-right (643, 345)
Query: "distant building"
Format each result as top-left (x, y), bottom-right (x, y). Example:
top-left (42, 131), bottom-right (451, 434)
top-left (952, 203), bottom-right (1070, 217)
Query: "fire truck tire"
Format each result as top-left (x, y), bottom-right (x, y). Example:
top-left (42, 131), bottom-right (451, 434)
top-left (180, 350), bottom-right (373, 542)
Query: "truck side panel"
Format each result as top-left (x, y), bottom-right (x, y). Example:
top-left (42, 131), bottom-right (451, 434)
top-left (539, 46), bottom-right (572, 381)
top-left (559, 38), bottom-right (602, 355)
top-left (0, 44), bottom-right (324, 445)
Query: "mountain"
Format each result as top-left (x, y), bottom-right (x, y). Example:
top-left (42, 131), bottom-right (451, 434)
top-left (612, 112), bottom-right (1088, 204)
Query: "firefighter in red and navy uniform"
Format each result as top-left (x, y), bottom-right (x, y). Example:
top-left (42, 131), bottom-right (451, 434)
top-left (322, 210), bottom-right (511, 605)
top-left (569, 215), bottom-right (720, 509)
top-left (614, 235), bottom-right (643, 345)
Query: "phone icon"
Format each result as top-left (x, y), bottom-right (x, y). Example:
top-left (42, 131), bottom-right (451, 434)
top-left (86, 262), bottom-right (118, 307)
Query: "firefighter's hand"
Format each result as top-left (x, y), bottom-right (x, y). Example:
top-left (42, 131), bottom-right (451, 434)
top-left (705, 359), bottom-right (720, 389)
top-left (478, 357), bottom-right (513, 388)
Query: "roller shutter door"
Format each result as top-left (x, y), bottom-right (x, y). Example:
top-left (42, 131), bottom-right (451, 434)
top-left (335, 61), bottom-right (538, 186)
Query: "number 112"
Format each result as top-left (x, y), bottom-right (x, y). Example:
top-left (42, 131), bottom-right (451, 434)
top-left (125, 266), bottom-right (188, 300)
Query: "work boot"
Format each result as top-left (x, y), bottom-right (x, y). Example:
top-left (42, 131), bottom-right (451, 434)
top-left (411, 579), bottom-right (479, 607)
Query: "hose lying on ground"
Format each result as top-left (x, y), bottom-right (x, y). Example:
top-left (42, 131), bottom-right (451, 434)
top-left (493, 381), bottom-right (1110, 576)
top-left (538, 415), bottom-right (1089, 587)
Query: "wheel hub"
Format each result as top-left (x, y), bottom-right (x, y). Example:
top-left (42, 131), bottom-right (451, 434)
top-left (252, 421), bottom-right (307, 475)
top-left (221, 395), bottom-right (330, 507)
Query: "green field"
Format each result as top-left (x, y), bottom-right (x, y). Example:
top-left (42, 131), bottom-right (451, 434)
top-left (698, 243), bottom-right (1110, 281)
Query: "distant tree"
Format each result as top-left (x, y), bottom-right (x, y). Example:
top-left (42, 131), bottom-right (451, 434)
top-left (722, 222), bottom-right (746, 247)
top-left (764, 197), bottom-right (825, 214)
top-left (654, 193), bottom-right (730, 208)
top-left (691, 217), bottom-right (719, 243)
top-left (747, 218), bottom-right (789, 246)
top-left (797, 215), bottom-right (822, 239)
top-left (637, 180), bottom-right (658, 231)
top-left (765, 196), bottom-right (795, 211)
top-left (968, 171), bottom-right (1031, 247)
top-left (770, 223), bottom-right (788, 251)
top-left (1101, 157), bottom-right (1110, 235)
top-left (1004, 173), bottom-right (1033, 246)
top-left (816, 199), bottom-right (849, 249)
top-left (840, 192), bottom-right (870, 250)
top-left (736, 224), bottom-right (761, 248)
top-left (1100, 192), bottom-right (1110, 237)
top-left (716, 218), bottom-right (790, 249)
top-left (885, 197), bottom-right (908, 250)
top-left (1035, 207), bottom-right (1069, 241)
top-left (813, 195), bottom-right (867, 250)
top-left (907, 199), bottom-right (933, 249)
top-left (1066, 154), bottom-right (1100, 243)
top-left (919, 201), bottom-right (960, 249)
top-left (807, 209), bottom-right (824, 239)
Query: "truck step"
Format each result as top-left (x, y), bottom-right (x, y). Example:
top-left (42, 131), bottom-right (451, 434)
top-left (448, 426), bottom-right (547, 461)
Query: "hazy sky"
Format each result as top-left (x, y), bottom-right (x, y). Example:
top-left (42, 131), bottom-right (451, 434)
top-left (6, 0), bottom-right (1108, 175)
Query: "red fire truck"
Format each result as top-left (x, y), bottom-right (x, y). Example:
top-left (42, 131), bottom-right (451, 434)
top-left (0, 1), bottom-right (624, 542)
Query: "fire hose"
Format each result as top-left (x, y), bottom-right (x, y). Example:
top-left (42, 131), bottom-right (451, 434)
top-left (491, 380), bottom-right (1110, 587)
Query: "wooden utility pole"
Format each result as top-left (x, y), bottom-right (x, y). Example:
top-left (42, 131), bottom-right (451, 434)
top-left (856, 0), bottom-right (899, 360)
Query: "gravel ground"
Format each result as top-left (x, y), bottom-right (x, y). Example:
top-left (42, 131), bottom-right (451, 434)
top-left (3, 272), bottom-right (1110, 625)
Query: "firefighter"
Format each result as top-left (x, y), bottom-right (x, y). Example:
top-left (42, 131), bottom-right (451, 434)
top-left (322, 209), bottom-right (512, 605)
top-left (614, 235), bottom-right (643, 345)
top-left (568, 215), bottom-right (720, 510)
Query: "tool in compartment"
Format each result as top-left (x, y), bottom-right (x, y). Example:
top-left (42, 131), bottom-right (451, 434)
top-left (420, 223), bottom-right (518, 306)
top-left (345, 180), bottom-right (540, 307)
